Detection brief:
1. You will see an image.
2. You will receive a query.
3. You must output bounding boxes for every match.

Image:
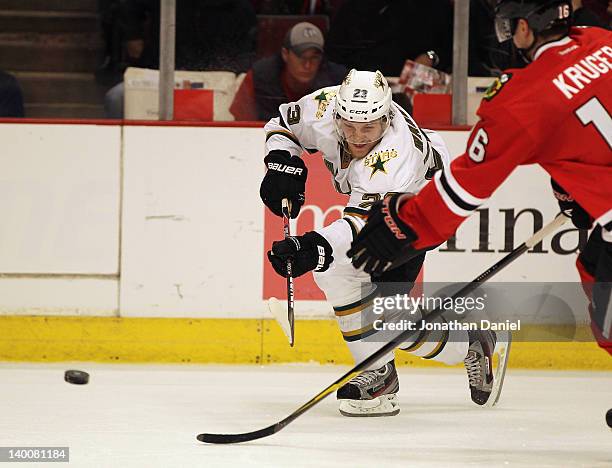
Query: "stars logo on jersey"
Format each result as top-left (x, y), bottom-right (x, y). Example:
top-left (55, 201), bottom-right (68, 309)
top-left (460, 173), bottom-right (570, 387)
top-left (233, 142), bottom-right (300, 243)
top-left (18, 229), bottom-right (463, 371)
top-left (314, 89), bottom-right (336, 119)
top-left (483, 73), bottom-right (512, 101)
top-left (364, 149), bottom-right (398, 178)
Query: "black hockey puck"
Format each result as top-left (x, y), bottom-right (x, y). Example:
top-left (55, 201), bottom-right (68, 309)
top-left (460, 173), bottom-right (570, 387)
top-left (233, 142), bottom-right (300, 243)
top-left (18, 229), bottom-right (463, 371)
top-left (64, 370), bottom-right (89, 385)
top-left (606, 408), bottom-right (612, 429)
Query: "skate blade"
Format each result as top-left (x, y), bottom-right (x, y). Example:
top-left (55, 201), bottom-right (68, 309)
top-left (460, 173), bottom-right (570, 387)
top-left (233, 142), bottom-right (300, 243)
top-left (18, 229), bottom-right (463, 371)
top-left (338, 394), bottom-right (400, 417)
top-left (485, 330), bottom-right (512, 408)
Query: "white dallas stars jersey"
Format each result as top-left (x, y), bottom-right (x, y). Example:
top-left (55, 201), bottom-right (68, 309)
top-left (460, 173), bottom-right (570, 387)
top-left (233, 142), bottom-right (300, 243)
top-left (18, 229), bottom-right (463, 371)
top-left (264, 86), bottom-right (450, 266)
top-left (264, 86), bottom-right (450, 217)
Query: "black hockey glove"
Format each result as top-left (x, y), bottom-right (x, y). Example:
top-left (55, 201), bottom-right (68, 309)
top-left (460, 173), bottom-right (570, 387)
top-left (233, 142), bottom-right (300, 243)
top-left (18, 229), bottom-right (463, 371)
top-left (260, 150), bottom-right (307, 218)
top-left (347, 193), bottom-right (427, 277)
top-left (551, 178), bottom-right (593, 230)
top-left (267, 231), bottom-right (333, 278)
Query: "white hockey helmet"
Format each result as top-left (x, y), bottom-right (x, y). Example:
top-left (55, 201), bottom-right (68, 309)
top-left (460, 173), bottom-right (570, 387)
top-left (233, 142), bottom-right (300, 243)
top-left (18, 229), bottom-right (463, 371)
top-left (334, 69), bottom-right (392, 123)
top-left (334, 69), bottom-right (393, 146)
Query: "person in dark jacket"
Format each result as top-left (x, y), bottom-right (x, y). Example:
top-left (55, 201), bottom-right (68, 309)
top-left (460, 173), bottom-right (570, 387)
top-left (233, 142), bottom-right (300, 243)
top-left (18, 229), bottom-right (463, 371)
top-left (230, 22), bottom-right (346, 121)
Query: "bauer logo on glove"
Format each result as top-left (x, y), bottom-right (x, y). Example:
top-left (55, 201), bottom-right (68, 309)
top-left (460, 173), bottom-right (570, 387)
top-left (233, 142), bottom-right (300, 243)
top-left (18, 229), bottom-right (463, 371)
top-left (266, 162), bottom-right (305, 176)
top-left (260, 149), bottom-right (308, 219)
top-left (268, 231), bottom-right (333, 278)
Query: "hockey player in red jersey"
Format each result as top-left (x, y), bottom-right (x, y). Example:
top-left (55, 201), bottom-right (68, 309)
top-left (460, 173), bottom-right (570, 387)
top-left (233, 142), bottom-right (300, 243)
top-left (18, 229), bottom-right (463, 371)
top-left (348, 0), bottom-right (612, 356)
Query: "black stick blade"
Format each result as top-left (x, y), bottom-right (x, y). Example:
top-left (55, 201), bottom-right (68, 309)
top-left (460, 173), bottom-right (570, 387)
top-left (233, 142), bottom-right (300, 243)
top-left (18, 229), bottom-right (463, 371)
top-left (197, 424), bottom-right (278, 444)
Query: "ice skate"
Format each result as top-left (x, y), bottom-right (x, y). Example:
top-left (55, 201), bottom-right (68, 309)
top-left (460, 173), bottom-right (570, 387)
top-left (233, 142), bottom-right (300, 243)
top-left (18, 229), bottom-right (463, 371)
top-left (337, 360), bottom-right (400, 417)
top-left (464, 329), bottom-right (512, 407)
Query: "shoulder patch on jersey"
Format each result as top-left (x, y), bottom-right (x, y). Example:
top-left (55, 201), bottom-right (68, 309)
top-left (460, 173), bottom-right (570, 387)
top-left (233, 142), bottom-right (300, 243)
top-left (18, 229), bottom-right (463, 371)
top-left (314, 89), bottom-right (337, 119)
top-left (286, 104), bottom-right (301, 125)
top-left (483, 73), bottom-right (512, 101)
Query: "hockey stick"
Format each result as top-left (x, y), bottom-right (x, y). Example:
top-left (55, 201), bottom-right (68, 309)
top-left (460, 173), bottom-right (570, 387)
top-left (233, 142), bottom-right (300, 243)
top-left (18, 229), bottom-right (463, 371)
top-left (267, 199), bottom-right (295, 346)
top-left (198, 212), bottom-right (569, 444)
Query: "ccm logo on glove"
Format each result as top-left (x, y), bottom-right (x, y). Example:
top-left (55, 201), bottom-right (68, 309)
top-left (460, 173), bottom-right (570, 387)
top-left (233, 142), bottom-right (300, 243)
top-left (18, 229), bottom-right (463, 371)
top-left (267, 163), bottom-right (304, 176)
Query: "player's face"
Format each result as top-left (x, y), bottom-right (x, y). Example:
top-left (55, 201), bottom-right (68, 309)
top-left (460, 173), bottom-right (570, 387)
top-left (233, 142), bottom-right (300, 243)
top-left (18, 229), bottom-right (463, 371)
top-left (283, 48), bottom-right (323, 85)
top-left (339, 118), bottom-right (385, 159)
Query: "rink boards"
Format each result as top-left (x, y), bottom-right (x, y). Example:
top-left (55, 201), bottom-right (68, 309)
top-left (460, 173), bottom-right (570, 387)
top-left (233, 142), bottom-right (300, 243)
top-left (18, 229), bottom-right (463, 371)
top-left (0, 121), bottom-right (608, 369)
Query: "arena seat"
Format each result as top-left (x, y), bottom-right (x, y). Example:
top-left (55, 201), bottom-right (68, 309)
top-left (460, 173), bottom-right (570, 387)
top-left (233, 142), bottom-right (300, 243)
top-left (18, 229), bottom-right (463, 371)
top-left (123, 68), bottom-right (239, 121)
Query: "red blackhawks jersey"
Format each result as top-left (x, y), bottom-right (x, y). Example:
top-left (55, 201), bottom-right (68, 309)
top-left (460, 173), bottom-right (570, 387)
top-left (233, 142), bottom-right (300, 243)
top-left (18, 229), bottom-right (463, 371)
top-left (401, 27), bottom-right (612, 249)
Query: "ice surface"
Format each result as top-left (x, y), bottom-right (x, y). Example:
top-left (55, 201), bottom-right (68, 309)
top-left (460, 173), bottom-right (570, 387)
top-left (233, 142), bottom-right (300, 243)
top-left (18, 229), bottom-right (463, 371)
top-left (0, 363), bottom-right (610, 467)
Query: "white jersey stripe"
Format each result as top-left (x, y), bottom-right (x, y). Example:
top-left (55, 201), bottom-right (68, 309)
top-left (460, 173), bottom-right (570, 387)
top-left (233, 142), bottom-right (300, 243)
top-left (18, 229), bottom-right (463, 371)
top-left (444, 164), bottom-right (488, 206)
top-left (434, 171), bottom-right (474, 217)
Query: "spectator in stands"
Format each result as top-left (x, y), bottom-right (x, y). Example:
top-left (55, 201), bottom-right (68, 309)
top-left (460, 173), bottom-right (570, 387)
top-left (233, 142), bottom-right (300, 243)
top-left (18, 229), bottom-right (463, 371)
top-left (0, 70), bottom-right (24, 117)
top-left (325, 0), bottom-right (454, 76)
top-left (104, 0), bottom-right (256, 118)
top-left (230, 22), bottom-right (346, 121)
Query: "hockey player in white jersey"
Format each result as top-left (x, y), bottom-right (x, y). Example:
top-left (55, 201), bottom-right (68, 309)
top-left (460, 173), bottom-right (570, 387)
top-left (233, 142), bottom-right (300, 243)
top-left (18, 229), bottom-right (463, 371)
top-left (260, 69), bottom-right (509, 416)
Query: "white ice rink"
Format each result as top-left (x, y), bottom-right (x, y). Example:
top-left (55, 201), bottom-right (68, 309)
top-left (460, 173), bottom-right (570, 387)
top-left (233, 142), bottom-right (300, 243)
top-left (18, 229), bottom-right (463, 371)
top-left (1, 363), bottom-right (610, 468)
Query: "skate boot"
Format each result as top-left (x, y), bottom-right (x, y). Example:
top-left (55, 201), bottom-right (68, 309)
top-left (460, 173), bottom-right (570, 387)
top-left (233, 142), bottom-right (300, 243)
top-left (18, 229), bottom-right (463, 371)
top-left (463, 329), bottom-right (512, 407)
top-left (337, 360), bottom-right (400, 417)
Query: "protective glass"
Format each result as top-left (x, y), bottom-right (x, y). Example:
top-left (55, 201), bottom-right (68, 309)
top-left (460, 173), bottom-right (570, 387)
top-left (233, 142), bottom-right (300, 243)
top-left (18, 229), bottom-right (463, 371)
top-left (334, 116), bottom-right (390, 146)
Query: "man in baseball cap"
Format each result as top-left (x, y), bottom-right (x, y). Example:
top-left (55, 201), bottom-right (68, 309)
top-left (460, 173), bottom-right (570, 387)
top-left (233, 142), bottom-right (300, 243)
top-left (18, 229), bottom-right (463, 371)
top-left (280, 22), bottom-right (326, 87)
top-left (230, 22), bottom-right (346, 121)
top-left (283, 21), bottom-right (325, 55)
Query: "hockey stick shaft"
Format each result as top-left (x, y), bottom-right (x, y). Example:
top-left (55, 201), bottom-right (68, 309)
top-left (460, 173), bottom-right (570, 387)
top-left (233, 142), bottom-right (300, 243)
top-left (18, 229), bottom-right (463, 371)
top-left (197, 212), bottom-right (569, 444)
top-left (281, 199), bottom-right (295, 347)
